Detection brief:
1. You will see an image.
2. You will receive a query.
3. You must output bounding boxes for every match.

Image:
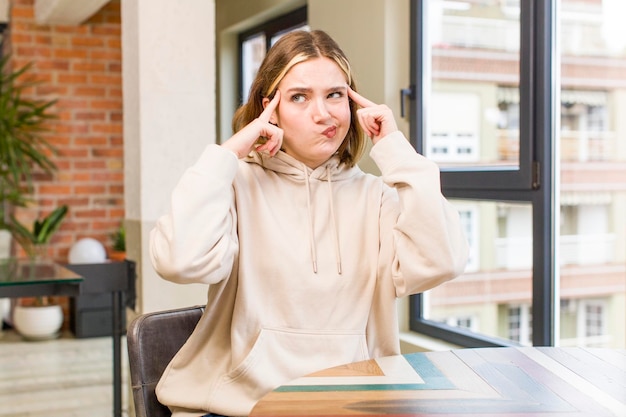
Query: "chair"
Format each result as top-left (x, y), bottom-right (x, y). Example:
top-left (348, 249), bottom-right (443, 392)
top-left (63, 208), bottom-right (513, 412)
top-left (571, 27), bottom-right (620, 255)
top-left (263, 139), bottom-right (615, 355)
top-left (127, 305), bottom-right (205, 417)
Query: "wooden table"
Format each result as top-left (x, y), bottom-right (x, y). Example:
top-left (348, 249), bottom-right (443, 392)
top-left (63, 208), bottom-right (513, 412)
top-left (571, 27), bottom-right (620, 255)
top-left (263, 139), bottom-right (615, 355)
top-left (251, 347), bottom-right (626, 417)
top-left (0, 258), bottom-right (135, 417)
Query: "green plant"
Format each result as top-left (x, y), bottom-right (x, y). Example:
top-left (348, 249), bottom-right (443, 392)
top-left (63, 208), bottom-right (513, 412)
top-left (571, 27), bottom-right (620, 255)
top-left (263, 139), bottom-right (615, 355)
top-left (12, 205), bottom-right (68, 307)
top-left (0, 55), bottom-right (58, 250)
top-left (11, 205), bottom-right (68, 256)
top-left (111, 224), bottom-right (126, 252)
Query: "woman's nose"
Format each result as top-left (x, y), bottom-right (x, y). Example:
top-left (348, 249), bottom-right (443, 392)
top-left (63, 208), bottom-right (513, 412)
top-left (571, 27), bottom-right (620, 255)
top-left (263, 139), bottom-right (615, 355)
top-left (311, 98), bottom-right (331, 122)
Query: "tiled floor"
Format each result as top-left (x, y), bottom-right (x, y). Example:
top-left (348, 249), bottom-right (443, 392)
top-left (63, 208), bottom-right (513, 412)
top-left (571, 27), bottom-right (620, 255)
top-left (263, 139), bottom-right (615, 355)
top-left (0, 328), bottom-right (130, 417)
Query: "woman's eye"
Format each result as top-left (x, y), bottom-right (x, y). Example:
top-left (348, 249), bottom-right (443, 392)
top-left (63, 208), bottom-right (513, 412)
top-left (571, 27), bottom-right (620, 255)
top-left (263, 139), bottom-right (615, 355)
top-left (328, 91), bottom-right (343, 99)
top-left (291, 94), bottom-right (306, 103)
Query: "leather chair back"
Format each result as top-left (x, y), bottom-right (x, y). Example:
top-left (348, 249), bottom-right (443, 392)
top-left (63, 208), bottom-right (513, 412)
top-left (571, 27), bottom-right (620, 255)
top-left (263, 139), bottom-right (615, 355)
top-left (127, 305), bottom-right (204, 417)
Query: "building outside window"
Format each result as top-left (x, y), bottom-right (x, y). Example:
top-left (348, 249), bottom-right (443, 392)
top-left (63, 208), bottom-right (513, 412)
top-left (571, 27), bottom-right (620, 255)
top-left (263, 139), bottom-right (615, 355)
top-left (411, 0), bottom-right (625, 349)
top-left (507, 304), bottom-right (532, 346)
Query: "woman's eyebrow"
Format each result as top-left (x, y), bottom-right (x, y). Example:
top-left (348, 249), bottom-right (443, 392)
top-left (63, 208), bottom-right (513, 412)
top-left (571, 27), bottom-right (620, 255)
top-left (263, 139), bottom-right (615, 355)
top-left (285, 86), bottom-right (312, 94)
top-left (285, 85), bottom-right (347, 94)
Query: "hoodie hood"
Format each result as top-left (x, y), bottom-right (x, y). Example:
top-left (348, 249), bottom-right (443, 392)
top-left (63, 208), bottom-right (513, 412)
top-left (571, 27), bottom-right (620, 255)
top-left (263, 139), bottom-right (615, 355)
top-left (244, 150), bottom-right (360, 274)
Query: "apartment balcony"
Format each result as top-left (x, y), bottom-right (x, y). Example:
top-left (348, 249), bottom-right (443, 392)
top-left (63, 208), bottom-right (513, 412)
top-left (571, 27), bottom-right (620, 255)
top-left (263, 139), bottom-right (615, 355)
top-left (494, 233), bottom-right (616, 269)
top-left (497, 129), bottom-right (618, 163)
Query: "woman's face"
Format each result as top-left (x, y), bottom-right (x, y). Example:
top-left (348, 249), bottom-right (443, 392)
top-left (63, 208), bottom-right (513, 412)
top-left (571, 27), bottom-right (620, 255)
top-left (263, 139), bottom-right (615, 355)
top-left (270, 57), bottom-right (351, 169)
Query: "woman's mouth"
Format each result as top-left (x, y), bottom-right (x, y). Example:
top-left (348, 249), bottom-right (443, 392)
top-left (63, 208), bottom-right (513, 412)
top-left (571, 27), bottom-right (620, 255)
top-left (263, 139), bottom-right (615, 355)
top-left (322, 126), bottom-right (337, 138)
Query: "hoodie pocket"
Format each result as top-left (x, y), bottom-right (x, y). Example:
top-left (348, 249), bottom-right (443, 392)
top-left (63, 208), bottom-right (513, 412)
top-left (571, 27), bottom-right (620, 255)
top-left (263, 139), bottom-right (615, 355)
top-left (208, 327), bottom-right (369, 412)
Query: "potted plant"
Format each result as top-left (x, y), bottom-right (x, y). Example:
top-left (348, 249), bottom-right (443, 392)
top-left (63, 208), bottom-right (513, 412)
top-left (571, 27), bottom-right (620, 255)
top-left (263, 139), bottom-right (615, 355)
top-left (11, 205), bottom-right (68, 340)
top-left (109, 223), bottom-right (126, 261)
top-left (11, 205), bottom-right (68, 259)
top-left (0, 55), bottom-right (58, 258)
top-left (0, 55), bottom-right (62, 340)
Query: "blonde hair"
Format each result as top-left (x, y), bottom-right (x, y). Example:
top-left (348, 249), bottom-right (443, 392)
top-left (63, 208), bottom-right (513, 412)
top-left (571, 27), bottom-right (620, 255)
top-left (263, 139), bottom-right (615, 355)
top-left (232, 30), bottom-right (366, 167)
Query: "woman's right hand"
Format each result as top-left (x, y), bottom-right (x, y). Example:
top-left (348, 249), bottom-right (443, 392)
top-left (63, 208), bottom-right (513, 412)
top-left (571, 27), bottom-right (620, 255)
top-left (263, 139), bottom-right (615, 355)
top-left (221, 91), bottom-right (283, 159)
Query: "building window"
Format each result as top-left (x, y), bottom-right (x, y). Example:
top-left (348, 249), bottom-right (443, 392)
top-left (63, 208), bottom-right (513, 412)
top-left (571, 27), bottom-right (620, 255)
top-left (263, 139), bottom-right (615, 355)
top-left (447, 316), bottom-right (476, 332)
top-left (457, 205), bottom-right (479, 272)
top-left (561, 298), bottom-right (609, 347)
top-left (508, 305), bottom-right (532, 346)
top-left (585, 302), bottom-right (604, 338)
top-left (427, 92), bottom-right (480, 163)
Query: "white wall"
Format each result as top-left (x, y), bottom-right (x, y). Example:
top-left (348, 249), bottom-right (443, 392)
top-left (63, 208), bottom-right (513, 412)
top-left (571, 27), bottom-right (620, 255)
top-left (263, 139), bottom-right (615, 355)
top-left (0, 0), bottom-right (7, 23)
top-left (122, 0), bottom-right (216, 314)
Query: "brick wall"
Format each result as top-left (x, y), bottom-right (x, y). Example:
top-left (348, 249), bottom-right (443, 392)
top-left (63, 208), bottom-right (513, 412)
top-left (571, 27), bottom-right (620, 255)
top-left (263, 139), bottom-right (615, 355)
top-left (5, 0), bottom-right (124, 263)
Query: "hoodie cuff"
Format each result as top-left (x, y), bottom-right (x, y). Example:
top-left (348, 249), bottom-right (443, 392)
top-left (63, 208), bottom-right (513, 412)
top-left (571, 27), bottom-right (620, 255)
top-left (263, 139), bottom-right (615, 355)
top-left (369, 131), bottom-right (424, 171)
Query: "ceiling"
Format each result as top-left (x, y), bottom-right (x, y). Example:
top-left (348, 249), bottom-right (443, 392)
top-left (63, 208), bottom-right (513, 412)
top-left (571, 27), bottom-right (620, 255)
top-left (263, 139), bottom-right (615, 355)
top-left (0, 0), bottom-right (111, 25)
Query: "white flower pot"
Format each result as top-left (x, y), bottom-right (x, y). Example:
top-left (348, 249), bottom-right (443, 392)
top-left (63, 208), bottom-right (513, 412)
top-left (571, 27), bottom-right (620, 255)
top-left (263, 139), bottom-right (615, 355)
top-left (13, 305), bottom-right (64, 341)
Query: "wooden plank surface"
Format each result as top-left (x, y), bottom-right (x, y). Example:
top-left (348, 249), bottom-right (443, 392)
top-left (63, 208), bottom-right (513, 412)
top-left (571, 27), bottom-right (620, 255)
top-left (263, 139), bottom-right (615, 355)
top-left (250, 347), bottom-right (626, 417)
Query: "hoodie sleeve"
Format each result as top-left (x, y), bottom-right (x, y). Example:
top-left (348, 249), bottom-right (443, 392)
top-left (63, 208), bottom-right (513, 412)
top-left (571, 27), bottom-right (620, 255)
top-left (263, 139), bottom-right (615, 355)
top-left (149, 144), bottom-right (240, 285)
top-left (370, 131), bottom-right (469, 297)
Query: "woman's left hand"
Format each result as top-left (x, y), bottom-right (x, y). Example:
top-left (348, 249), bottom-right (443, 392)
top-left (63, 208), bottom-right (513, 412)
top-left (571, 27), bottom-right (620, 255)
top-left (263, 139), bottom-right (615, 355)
top-left (348, 87), bottom-right (398, 144)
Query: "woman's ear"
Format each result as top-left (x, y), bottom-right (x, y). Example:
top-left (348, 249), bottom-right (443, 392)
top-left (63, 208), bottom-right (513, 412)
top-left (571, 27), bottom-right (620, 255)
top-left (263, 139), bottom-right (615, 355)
top-left (262, 97), bottom-right (278, 125)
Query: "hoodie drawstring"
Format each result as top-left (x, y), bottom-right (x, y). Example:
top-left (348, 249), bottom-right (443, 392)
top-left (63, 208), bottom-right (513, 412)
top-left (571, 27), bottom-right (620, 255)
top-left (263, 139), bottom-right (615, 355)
top-left (304, 171), bottom-right (318, 273)
top-left (326, 165), bottom-right (342, 275)
top-left (303, 164), bottom-right (342, 275)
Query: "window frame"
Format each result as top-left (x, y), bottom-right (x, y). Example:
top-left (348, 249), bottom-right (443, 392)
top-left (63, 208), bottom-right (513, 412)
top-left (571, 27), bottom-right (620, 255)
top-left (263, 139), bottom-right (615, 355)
top-left (408, 0), bottom-right (557, 347)
top-left (237, 6), bottom-right (307, 105)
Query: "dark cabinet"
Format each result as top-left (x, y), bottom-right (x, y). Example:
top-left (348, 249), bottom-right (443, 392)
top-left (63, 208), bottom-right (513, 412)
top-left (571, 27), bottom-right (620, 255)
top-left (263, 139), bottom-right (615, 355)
top-left (65, 260), bottom-right (136, 338)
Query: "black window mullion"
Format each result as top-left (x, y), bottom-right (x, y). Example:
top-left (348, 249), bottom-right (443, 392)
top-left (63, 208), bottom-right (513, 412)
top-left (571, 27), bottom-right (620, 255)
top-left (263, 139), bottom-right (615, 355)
top-left (530, 0), bottom-right (557, 346)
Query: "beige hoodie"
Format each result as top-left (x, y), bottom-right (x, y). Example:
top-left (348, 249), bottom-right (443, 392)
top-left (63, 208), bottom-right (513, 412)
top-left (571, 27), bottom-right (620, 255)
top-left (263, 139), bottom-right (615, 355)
top-left (149, 131), bottom-right (469, 417)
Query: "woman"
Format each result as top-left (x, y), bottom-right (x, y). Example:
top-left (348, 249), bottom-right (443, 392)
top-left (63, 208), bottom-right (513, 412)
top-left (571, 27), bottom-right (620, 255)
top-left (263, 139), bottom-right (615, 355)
top-left (150, 30), bottom-right (468, 417)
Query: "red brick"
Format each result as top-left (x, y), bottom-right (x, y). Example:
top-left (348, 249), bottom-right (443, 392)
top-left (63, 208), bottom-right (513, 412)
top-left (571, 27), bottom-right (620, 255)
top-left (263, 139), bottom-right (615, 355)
top-left (93, 148), bottom-right (123, 158)
top-left (75, 209), bottom-right (108, 218)
top-left (75, 136), bottom-right (108, 146)
top-left (91, 74), bottom-right (121, 84)
top-left (11, 5), bottom-right (34, 19)
top-left (91, 50), bottom-right (122, 61)
top-left (36, 85), bottom-right (68, 95)
top-left (72, 37), bottom-right (105, 48)
top-left (15, 45), bottom-right (52, 57)
top-left (74, 160), bottom-right (107, 170)
top-left (92, 123), bottom-right (122, 134)
top-left (74, 86), bottom-right (107, 97)
top-left (58, 73), bottom-right (88, 84)
top-left (54, 48), bottom-right (89, 59)
top-left (91, 99), bottom-right (121, 110)
top-left (34, 35), bottom-right (52, 45)
top-left (39, 184), bottom-right (73, 194)
top-left (75, 185), bottom-right (107, 195)
top-left (12, 33), bottom-right (33, 44)
top-left (75, 111), bottom-right (106, 121)
top-left (72, 61), bottom-right (106, 72)
top-left (7, 0), bottom-right (125, 263)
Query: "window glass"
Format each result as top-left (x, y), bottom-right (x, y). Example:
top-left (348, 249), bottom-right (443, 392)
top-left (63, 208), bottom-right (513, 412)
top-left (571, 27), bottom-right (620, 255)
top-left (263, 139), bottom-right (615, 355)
top-left (239, 7), bottom-right (308, 103)
top-left (241, 34), bottom-right (266, 103)
top-left (270, 24), bottom-right (309, 46)
top-left (423, 199), bottom-right (533, 344)
top-left (427, 0), bottom-right (520, 168)
top-left (240, 22), bottom-right (310, 102)
top-left (557, 0), bottom-right (626, 349)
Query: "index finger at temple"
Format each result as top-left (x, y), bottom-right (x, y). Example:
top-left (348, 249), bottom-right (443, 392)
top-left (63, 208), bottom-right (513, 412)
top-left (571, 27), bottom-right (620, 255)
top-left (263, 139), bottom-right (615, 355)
top-left (348, 87), bottom-right (376, 108)
top-left (259, 90), bottom-right (281, 121)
